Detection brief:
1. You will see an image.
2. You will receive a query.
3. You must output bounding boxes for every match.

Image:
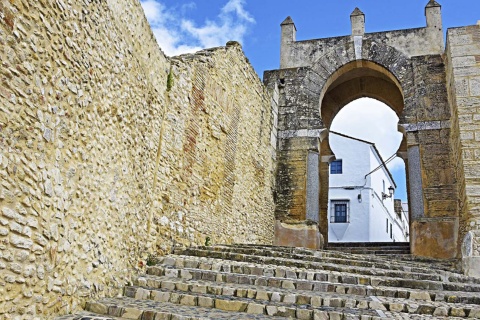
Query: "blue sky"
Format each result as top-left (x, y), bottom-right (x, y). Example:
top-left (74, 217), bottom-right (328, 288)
top-left (140, 0), bottom-right (479, 201)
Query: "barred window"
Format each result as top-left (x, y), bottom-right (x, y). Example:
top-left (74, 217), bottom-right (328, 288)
top-left (331, 200), bottom-right (349, 223)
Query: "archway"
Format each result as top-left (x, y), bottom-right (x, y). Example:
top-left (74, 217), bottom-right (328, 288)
top-left (317, 61), bottom-right (410, 244)
top-left (268, 8), bottom-right (462, 261)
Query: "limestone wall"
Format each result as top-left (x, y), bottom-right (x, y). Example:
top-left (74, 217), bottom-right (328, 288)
top-left (446, 24), bottom-right (480, 275)
top-left (159, 44), bottom-right (275, 248)
top-left (0, 1), bottom-right (275, 318)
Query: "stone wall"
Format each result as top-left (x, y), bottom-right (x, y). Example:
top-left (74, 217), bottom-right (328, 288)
top-left (157, 43), bottom-right (275, 249)
top-left (0, 0), bottom-right (275, 318)
top-left (446, 23), bottom-right (480, 276)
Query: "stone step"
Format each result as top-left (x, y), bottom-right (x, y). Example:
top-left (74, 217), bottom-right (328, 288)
top-left (182, 245), bottom-right (457, 277)
top-left (176, 247), bottom-right (441, 280)
top-left (125, 284), bottom-right (382, 319)
top-left (326, 242), bottom-right (411, 248)
top-left (145, 263), bottom-right (480, 306)
top-left (227, 243), bottom-right (461, 273)
top-left (56, 244), bottom-right (480, 319)
top-left (227, 244), bottom-right (473, 283)
top-left (171, 249), bottom-right (480, 291)
top-left (54, 312), bottom-right (122, 320)
top-left (325, 243), bottom-right (411, 255)
top-left (132, 274), bottom-right (480, 317)
top-left (150, 254), bottom-right (444, 289)
top-left (329, 249), bottom-right (411, 255)
top-left (83, 296), bottom-right (384, 319)
top-left (85, 296), bottom-right (293, 319)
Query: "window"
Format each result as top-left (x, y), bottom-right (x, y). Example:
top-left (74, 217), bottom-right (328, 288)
top-left (330, 160), bottom-right (343, 174)
top-left (386, 219), bottom-right (389, 233)
top-left (331, 200), bottom-right (349, 223)
top-left (390, 223), bottom-right (393, 239)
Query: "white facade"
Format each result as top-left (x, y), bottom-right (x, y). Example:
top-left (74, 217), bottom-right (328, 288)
top-left (328, 133), bottom-right (409, 243)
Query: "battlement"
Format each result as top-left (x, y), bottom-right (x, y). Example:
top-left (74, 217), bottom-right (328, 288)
top-left (280, 1), bottom-right (444, 69)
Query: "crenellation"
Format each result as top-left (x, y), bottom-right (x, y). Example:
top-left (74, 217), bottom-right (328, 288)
top-left (350, 8), bottom-right (365, 36)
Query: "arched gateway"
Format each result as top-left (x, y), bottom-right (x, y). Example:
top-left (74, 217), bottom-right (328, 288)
top-left (264, 1), bottom-right (480, 276)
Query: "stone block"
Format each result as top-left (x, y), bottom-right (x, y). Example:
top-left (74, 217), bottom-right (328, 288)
top-left (191, 284), bottom-right (207, 294)
top-left (409, 291), bottom-right (431, 301)
top-left (296, 309), bottom-right (313, 320)
top-left (119, 307), bottom-right (143, 319)
top-left (450, 307), bottom-right (466, 317)
top-left (411, 219), bottom-right (458, 259)
top-left (313, 310), bottom-right (329, 320)
top-left (152, 291), bottom-right (170, 302)
top-left (87, 302), bottom-right (108, 314)
top-left (271, 292), bottom-right (281, 302)
top-left (134, 288), bottom-right (150, 300)
top-left (274, 220), bottom-right (323, 249)
top-left (369, 301), bottom-right (387, 311)
top-left (179, 294), bottom-right (197, 306)
top-left (433, 306), bottom-right (448, 317)
top-left (469, 308), bottom-right (480, 318)
top-left (462, 256), bottom-right (480, 277)
top-left (246, 303), bottom-right (265, 314)
top-left (215, 300), bottom-right (247, 312)
top-left (389, 303), bottom-right (405, 312)
top-left (197, 296), bottom-right (214, 308)
top-left (311, 296), bottom-right (322, 307)
top-left (281, 280), bottom-right (295, 289)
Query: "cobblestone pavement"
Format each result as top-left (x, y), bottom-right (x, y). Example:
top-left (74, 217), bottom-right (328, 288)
top-left (57, 244), bottom-right (480, 319)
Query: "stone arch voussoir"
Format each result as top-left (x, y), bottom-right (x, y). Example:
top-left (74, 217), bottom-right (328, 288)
top-left (303, 41), bottom-right (415, 126)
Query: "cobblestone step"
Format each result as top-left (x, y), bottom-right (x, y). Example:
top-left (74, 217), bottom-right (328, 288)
top-left (131, 275), bottom-right (480, 317)
top-left (228, 244), bottom-right (475, 284)
top-left (125, 284), bottom-right (381, 319)
top-left (54, 312), bottom-right (122, 320)
top-left (326, 242), bottom-right (411, 255)
top-left (57, 244), bottom-right (480, 319)
top-left (143, 266), bottom-right (480, 306)
top-left (180, 245), bottom-right (452, 277)
top-left (171, 249), bottom-right (480, 292)
top-left (224, 244), bottom-right (461, 273)
top-left (85, 297), bottom-right (293, 319)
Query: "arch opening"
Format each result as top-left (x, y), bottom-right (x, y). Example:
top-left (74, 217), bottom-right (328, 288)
top-left (324, 98), bottom-right (410, 244)
top-left (317, 61), bottom-right (410, 245)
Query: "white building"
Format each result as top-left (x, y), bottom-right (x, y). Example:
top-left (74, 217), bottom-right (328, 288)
top-left (328, 132), bottom-right (409, 243)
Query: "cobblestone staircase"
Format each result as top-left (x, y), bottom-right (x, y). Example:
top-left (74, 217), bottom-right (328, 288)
top-left (57, 244), bottom-right (480, 319)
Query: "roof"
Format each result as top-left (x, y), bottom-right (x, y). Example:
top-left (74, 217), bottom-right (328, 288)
top-left (329, 130), bottom-right (397, 188)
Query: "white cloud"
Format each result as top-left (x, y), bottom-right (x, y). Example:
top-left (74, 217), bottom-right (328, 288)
top-left (222, 0), bottom-right (255, 23)
top-left (140, 0), bottom-right (255, 56)
top-left (330, 97), bottom-right (405, 171)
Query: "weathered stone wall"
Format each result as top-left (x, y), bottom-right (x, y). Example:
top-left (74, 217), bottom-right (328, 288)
top-left (0, 0), bottom-right (275, 318)
top-left (156, 43), bottom-right (275, 249)
top-left (408, 55), bottom-right (458, 259)
top-left (446, 23), bottom-right (480, 276)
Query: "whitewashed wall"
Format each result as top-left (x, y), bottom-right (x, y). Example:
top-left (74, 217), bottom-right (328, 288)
top-left (328, 135), bottom-right (408, 242)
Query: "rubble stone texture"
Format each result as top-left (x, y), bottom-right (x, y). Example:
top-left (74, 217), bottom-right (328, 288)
top-left (0, 0), bottom-right (275, 318)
